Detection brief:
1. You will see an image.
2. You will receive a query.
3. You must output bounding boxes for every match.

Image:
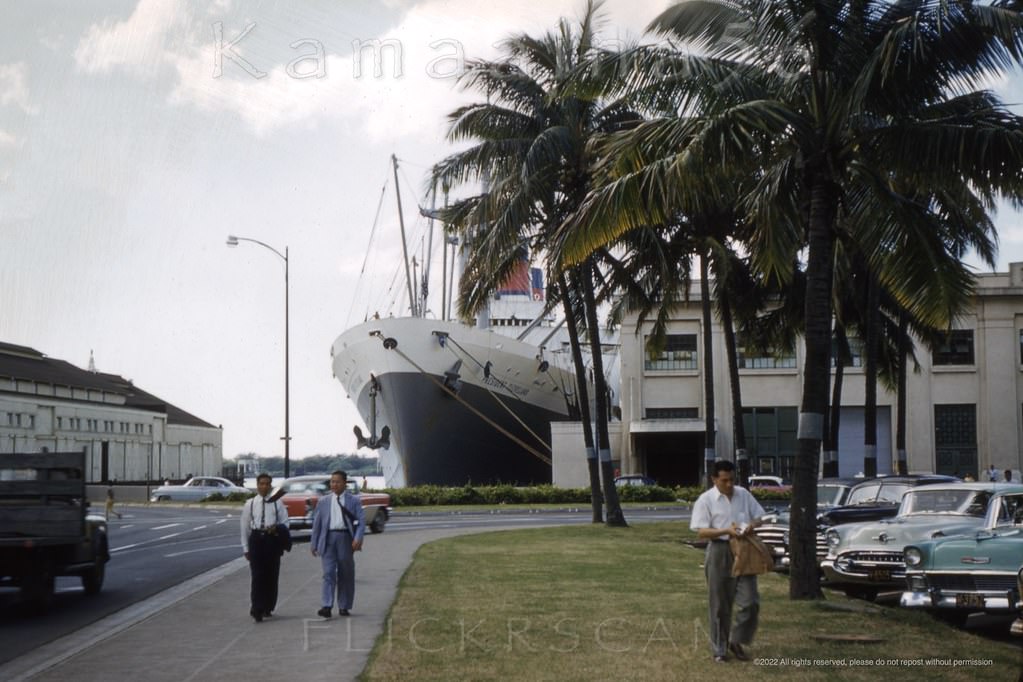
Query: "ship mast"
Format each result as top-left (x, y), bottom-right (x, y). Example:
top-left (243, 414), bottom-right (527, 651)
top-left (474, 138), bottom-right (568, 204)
top-left (392, 154), bottom-right (418, 317)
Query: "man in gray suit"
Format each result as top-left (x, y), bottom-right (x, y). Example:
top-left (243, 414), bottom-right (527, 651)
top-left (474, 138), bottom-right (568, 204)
top-left (311, 470), bottom-right (366, 617)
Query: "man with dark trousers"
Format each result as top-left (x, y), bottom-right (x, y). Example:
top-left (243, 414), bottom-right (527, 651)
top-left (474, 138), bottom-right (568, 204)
top-left (690, 460), bottom-right (766, 662)
top-left (311, 470), bottom-right (365, 617)
top-left (240, 473), bottom-right (288, 622)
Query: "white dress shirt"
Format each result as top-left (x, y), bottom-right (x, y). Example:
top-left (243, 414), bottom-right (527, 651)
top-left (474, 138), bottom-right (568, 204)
top-left (690, 485), bottom-right (765, 537)
top-left (329, 491), bottom-right (353, 532)
top-left (240, 496), bottom-right (289, 553)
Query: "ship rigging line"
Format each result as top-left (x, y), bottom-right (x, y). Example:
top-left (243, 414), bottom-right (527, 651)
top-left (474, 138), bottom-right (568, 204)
top-left (439, 336), bottom-right (552, 453)
top-left (376, 335), bottom-right (552, 466)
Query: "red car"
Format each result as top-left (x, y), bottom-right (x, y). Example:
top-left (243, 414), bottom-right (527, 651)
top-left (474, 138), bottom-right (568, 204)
top-left (278, 475), bottom-right (392, 533)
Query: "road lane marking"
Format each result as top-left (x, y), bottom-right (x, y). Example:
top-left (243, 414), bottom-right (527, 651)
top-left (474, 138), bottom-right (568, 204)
top-left (151, 523), bottom-right (182, 531)
top-left (193, 525), bottom-right (207, 531)
top-left (165, 546), bottom-right (237, 558)
top-left (215, 519), bottom-right (228, 525)
top-left (158, 532), bottom-right (183, 540)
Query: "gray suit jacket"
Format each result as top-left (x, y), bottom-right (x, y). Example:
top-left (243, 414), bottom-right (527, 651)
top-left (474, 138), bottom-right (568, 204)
top-left (311, 491), bottom-right (366, 554)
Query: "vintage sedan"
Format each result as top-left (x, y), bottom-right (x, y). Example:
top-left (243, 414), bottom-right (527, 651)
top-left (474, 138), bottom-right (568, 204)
top-left (149, 476), bottom-right (251, 502)
top-left (278, 474), bottom-right (392, 534)
top-left (901, 488), bottom-right (1023, 624)
top-left (754, 477), bottom-right (866, 570)
top-left (821, 482), bottom-right (1022, 599)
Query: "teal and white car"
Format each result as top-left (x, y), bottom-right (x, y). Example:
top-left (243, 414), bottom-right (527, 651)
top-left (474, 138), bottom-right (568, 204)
top-left (901, 488), bottom-right (1023, 621)
top-left (821, 483), bottom-right (1023, 599)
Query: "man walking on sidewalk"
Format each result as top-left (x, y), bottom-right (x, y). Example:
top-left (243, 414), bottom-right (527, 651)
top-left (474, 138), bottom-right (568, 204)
top-left (311, 470), bottom-right (365, 617)
top-left (690, 460), bottom-right (766, 663)
top-left (241, 473), bottom-right (288, 622)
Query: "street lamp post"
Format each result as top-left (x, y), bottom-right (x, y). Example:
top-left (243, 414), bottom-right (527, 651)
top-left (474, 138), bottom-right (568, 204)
top-left (226, 235), bottom-right (290, 478)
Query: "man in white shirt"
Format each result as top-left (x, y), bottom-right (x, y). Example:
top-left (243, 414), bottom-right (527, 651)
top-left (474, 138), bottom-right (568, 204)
top-left (240, 473), bottom-right (289, 622)
top-left (310, 470), bottom-right (365, 617)
top-left (689, 460), bottom-right (766, 663)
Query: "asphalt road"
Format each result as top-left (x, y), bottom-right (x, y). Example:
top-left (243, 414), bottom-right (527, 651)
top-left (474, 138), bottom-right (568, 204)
top-left (0, 505), bottom-right (244, 665)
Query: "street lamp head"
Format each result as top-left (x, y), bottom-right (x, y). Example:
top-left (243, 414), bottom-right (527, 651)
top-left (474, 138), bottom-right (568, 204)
top-left (226, 235), bottom-right (239, 247)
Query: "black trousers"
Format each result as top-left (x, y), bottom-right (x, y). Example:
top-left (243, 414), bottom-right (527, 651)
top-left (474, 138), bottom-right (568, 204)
top-left (249, 530), bottom-right (281, 614)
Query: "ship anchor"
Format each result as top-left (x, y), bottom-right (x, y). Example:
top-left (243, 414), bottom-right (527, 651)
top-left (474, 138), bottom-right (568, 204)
top-left (353, 374), bottom-right (390, 450)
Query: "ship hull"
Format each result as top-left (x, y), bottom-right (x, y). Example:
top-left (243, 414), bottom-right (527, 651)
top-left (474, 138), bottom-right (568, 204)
top-left (332, 317), bottom-right (576, 487)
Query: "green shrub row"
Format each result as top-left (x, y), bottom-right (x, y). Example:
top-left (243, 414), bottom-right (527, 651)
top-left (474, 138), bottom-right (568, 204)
top-left (379, 484), bottom-right (791, 507)
top-left (204, 491), bottom-right (255, 502)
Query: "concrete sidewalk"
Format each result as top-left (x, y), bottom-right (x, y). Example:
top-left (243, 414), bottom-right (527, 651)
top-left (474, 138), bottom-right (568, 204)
top-left (2, 527), bottom-right (480, 682)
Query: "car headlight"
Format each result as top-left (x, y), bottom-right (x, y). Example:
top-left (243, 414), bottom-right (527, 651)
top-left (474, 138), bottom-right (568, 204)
top-left (904, 547), bottom-right (922, 567)
top-left (826, 529), bottom-right (841, 549)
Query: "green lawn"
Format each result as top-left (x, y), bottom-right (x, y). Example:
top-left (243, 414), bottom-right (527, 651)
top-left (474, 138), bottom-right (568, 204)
top-left (361, 522), bottom-right (1023, 681)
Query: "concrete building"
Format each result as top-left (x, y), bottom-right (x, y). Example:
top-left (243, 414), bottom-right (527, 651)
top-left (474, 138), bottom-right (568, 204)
top-left (0, 342), bottom-right (221, 482)
top-left (553, 263), bottom-right (1023, 487)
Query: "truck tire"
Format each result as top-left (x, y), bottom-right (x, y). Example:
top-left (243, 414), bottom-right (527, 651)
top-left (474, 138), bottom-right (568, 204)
top-left (82, 557), bottom-right (106, 595)
top-left (369, 509), bottom-right (388, 534)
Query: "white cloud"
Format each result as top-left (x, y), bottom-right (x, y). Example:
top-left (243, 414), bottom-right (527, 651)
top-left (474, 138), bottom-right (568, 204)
top-left (0, 63), bottom-right (35, 113)
top-left (73, 0), bottom-right (191, 77)
top-left (0, 128), bottom-right (20, 148)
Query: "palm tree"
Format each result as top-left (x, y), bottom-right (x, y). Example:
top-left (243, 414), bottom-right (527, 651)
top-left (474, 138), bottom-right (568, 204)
top-left (430, 0), bottom-right (633, 526)
top-left (558, 0), bottom-right (1023, 598)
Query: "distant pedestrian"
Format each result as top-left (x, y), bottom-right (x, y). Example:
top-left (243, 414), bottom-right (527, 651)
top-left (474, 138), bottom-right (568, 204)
top-left (1005, 470), bottom-right (1013, 482)
top-left (241, 473), bottom-right (288, 622)
top-left (105, 487), bottom-right (121, 520)
top-left (311, 470), bottom-right (365, 618)
top-left (963, 472), bottom-right (976, 482)
top-left (362, 476), bottom-right (368, 491)
top-left (690, 460), bottom-right (766, 663)
top-left (988, 464), bottom-right (999, 482)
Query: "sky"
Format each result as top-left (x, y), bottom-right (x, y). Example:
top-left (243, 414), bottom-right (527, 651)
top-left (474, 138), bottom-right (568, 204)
top-left (3, 0), bottom-right (1023, 462)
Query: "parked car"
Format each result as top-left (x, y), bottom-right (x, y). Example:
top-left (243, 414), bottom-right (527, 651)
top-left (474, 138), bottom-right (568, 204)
top-left (754, 477), bottom-right (866, 570)
top-left (900, 486), bottom-right (1023, 625)
top-left (614, 475), bottom-right (656, 487)
top-left (748, 475), bottom-right (792, 493)
top-left (819, 474), bottom-right (960, 527)
top-left (821, 482), bottom-right (1019, 599)
top-left (278, 475), bottom-right (392, 534)
top-left (150, 476), bottom-right (250, 502)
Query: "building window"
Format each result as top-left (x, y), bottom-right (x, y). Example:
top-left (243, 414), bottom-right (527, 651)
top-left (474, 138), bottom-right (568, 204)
top-left (645, 407), bottom-right (699, 419)
top-left (934, 330), bottom-right (974, 366)
top-left (57, 416), bottom-right (64, 430)
top-left (831, 335), bottom-right (864, 368)
top-left (644, 334), bottom-right (698, 371)
top-left (739, 346), bottom-right (796, 369)
top-left (934, 404), bottom-right (977, 477)
top-left (741, 406), bottom-right (798, 479)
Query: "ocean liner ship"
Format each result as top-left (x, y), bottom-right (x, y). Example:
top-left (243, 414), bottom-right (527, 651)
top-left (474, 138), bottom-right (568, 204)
top-left (331, 309), bottom-right (579, 487)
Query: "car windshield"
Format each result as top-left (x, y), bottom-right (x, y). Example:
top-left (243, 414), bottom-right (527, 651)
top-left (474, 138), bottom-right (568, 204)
top-left (285, 481), bottom-right (329, 494)
top-left (818, 484), bottom-right (848, 507)
top-left (845, 483), bottom-right (880, 505)
top-left (901, 489), bottom-right (989, 516)
top-left (876, 484), bottom-right (911, 504)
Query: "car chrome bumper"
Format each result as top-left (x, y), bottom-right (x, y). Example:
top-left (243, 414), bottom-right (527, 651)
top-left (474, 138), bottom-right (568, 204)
top-left (288, 514), bottom-right (314, 530)
top-left (900, 591), bottom-right (1011, 610)
top-left (820, 561), bottom-right (903, 587)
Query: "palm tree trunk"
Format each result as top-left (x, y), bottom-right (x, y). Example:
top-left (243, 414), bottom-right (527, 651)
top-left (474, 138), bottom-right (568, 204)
top-left (582, 258), bottom-right (626, 527)
top-left (863, 277), bottom-right (879, 477)
top-left (720, 291), bottom-right (748, 487)
top-left (700, 252), bottom-right (717, 487)
top-left (790, 170), bottom-right (836, 600)
top-left (896, 311), bottom-right (909, 475)
top-left (561, 269), bottom-right (603, 522)
top-left (824, 325), bottom-right (846, 478)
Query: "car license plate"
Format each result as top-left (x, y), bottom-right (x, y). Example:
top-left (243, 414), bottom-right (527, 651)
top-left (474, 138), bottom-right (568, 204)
top-left (955, 593), bottom-right (985, 609)
top-left (867, 568), bottom-right (891, 582)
